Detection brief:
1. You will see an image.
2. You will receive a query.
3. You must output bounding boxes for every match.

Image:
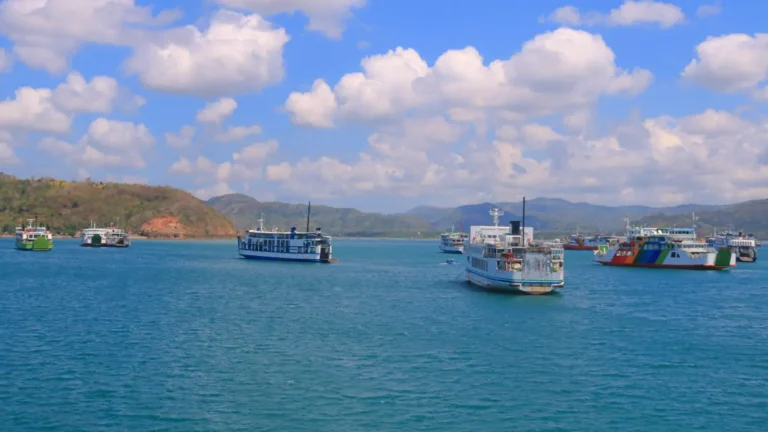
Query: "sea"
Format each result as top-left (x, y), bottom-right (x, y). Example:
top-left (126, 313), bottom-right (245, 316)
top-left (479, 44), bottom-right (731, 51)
top-left (1, 238), bottom-right (767, 431)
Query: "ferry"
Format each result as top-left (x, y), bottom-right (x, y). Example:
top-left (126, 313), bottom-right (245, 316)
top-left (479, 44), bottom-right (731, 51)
top-left (563, 233), bottom-right (623, 251)
top-left (237, 204), bottom-right (336, 263)
top-left (464, 201), bottom-right (565, 295)
top-left (594, 225), bottom-right (735, 270)
top-left (81, 221), bottom-right (108, 247)
top-left (16, 218), bottom-right (53, 251)
top-left (706, 230), bottom-right (757, 262)
top-left (439, 223), bottom-right (469, 254)
top-left (81, 222), bottom-right (131, 247)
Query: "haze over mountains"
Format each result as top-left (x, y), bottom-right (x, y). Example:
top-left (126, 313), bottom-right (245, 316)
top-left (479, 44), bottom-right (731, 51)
top-left (208, 194), bottom-right (768, 238)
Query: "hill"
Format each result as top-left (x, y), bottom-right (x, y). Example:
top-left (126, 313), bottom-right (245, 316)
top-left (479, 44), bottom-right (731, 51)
top-left (207, 193), bottom-right (438, 238)
top-left (633, 199), bottom-right (768, 238)
top-left (407, 198), bottom-right (723, 234)
top-left (0, 174), bottom-right (236, 238)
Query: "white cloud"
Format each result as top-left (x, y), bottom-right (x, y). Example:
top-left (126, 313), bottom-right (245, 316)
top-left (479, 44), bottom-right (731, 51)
top-left (0, 142), bottom-right (19, 165)
top-left (82, 118), bottom-right (155, 152)
top-left (165, 125), bottom-right (196, 148)
top-left (265, 107), bottom-right (768, 206)
top-left (0, 48), bottom-right (11, 73)
top-left (696, 3), bottom-right (722, 18)
top-left (196, 98), bottom-right (237, 124)
top-left (194, 182), bottom-right (234, 200)
top-left (285, 28), bottom-right (651, 127)
top-left (215, 124), bottom-right (262, 142)
top-left (38, 136), bottom-right (144, 168)
top-left (682, 33), bottom-right (768, 95)
top-left (124, 10), bottom-right (289, 97)
top-left (0, 0), bottom-right (179, 73)
top-left (285, 79), bottom-right (337, 128)
top-left (0, 87), bottom-right (72, 133)
top-left (214, 0), bottom-right (365, 39)
top-left (51, 71), bottom-right (118, 114)
top-left (544, 1), bottom-right (685, 29)
top-left (232, 140), bottom-right (279, 164)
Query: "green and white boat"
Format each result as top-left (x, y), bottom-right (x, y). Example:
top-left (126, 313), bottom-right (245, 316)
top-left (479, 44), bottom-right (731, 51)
top-left (15, 219), bottom-right (53, 251)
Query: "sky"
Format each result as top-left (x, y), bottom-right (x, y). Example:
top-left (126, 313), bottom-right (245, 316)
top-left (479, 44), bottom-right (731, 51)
top-left (0, 0), bottom-right (767, 213)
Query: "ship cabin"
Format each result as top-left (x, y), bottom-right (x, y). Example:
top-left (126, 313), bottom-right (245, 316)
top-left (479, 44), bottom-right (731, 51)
top-left (241, 226), bottom-right (332, 256)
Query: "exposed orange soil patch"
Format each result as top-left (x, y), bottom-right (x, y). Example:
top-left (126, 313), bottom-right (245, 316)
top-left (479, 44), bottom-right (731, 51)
top-left (140, 215), bottom-right (187, 238)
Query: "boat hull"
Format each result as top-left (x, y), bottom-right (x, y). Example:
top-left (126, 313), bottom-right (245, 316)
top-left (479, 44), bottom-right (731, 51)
top-left (563, 244), bottom-right (598, 251)
top-left (16, 237), bottom-right (53, 251)
top-left (594, 245), bottom-right (735, 270)
top-left (594, 262), bottom-right (730, 270)
top-left (465, 268), bottom-right (563, 295)
top-left (439, 246), bottom-right (464, 254)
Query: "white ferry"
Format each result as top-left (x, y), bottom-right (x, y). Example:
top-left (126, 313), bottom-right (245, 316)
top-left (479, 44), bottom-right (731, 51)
top-left (237, 208), bottom-right (336, 263)
top-left (439, 224), bottom-right (469, 254)
top-left (464, 202), bottom-right (565, 295)
top-left (81, 222), bottom-right (131, 247)
top-left (104, 227), bottom-right (131, 247)
top-left (706, 230), bottom-right (757, 262)
top-left (81, 221), bottom-right (108, 247)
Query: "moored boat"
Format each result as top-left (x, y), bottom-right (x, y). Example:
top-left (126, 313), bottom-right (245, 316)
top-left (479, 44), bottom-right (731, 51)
top-left (563, 233), bottom-right (622, 251)
top-left (104, 226), bottom-right (131, 247)
top-left (15, 218), bottom-right (53, 251)
top-left (81, 221), bottom-right (108, 247)
top-left (464, 200), bottom-right (564, 295)
top-left (594, 225), bottom-right (735, 270)
top-left (237, 203), bottom-right (336, 263)
top-left (439, 222), bottom-right (469, 254)
top-left (706, 230), bottom-right (757, 263)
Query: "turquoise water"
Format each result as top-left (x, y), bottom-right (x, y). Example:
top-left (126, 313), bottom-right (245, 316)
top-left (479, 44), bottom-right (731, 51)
top-left (2, 238), bottom-right (767, 431)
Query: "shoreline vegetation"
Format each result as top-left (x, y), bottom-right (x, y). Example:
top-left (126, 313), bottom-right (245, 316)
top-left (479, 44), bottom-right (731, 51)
top-left (3, 174), bottom-right (766, 241)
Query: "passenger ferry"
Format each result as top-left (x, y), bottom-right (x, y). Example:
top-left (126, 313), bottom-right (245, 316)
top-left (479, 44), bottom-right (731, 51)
top-left (104, 227), bottom-right (131, 247)
top-left (563, 233), bottom-right (623, 251)
top-left (439, 223), bottom-right (469, 254)
top-left (594, 225), bottom-right (735, 270)
top-left (81, 222), bottom-right (131, 247)
top-left (81, 221), bottom-right (108, 247)
top-left (706, 230), bottom-right (757, 262)
top-left (237, 207), bottom-right (335, 263)
top-left (464, 202), bottom-right (565, 295)
top-left (16, 218), bottom-right (53, 251)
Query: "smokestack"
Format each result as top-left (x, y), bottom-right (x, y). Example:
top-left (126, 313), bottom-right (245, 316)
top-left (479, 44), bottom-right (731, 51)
top-left (510, 221), bottom-right (521, 235)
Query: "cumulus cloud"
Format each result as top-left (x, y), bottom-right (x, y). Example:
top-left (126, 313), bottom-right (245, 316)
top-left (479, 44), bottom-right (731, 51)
top-left (0, 48), bottom-right (11, 73)
top-left (82, 118), bottom-right (154, 152)
top-left (51, 71), bottom-right (119, 114)
top-left (544, 1), bottom-right (685, 29)
top-left (194, 182), bottom-right (235, 200)
top-left (682, 33), bottom-right (768, 96)
top-left (215, 124), bottom-right (262, 142)
top-left (0, 0), bottom-right (179, 73)
top-left (264, 107), bottom-right (768, 206)
top-left (124, 10), bottom-right (289, 97)
top-left (168, 140), bottom-right (279, 188)
top-left (0, 87), bottom-right (72, 133)
top-left (38, 136), bottom-right (145, 169)
top-left (0, 138), bottom-right (19, 164)
top-left (165, 125), bottom-right (196, 148)
top-left (214, 0), bottom-right (366, 39)
top-left (285, 28), bottom-right (652, 127)
top-left (196, 98), bottom-right (238, 124)
top-left (696, 3), bottom-right (722, 18)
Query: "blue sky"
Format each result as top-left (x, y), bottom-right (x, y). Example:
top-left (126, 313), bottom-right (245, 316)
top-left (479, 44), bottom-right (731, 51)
top-left (1, 0), bottom-right (766, 213)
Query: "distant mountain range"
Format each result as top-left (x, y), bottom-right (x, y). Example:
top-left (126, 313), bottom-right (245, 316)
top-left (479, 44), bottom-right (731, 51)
top-left (207, 194), bottom-right (437, 238)
top-left (208, 194), bottom-right (768, 239)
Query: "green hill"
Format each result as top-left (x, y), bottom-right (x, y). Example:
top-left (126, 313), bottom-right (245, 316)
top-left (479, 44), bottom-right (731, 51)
top-left (0, 174), bottom-right (236, 238)
top-left (207, 193), bottom-right (438, 238)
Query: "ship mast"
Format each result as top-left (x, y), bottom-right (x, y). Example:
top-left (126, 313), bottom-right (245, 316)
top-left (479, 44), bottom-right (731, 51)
top-left (257, 212), bottom-right (265, 231)
top-left (306, 201), bottom-right (311, 233)
top-left (489, 207), bottom-right (504, 227)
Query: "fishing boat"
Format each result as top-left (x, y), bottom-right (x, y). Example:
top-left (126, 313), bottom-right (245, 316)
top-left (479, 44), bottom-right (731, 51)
top-left (594, 224), bottom-right (735, 270)
top-left (439, 222), bottom-right (469, 254)
top-left (706, 230), bottom-right (757, 263)
top-left (81, 221), bottom-right (108, 247)
top-left (15, 218), bottom-right (53, 251)
top-left (237, 202), bottom-right (336, 263)
top-left (464, 200), bottom-right (565, 295)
